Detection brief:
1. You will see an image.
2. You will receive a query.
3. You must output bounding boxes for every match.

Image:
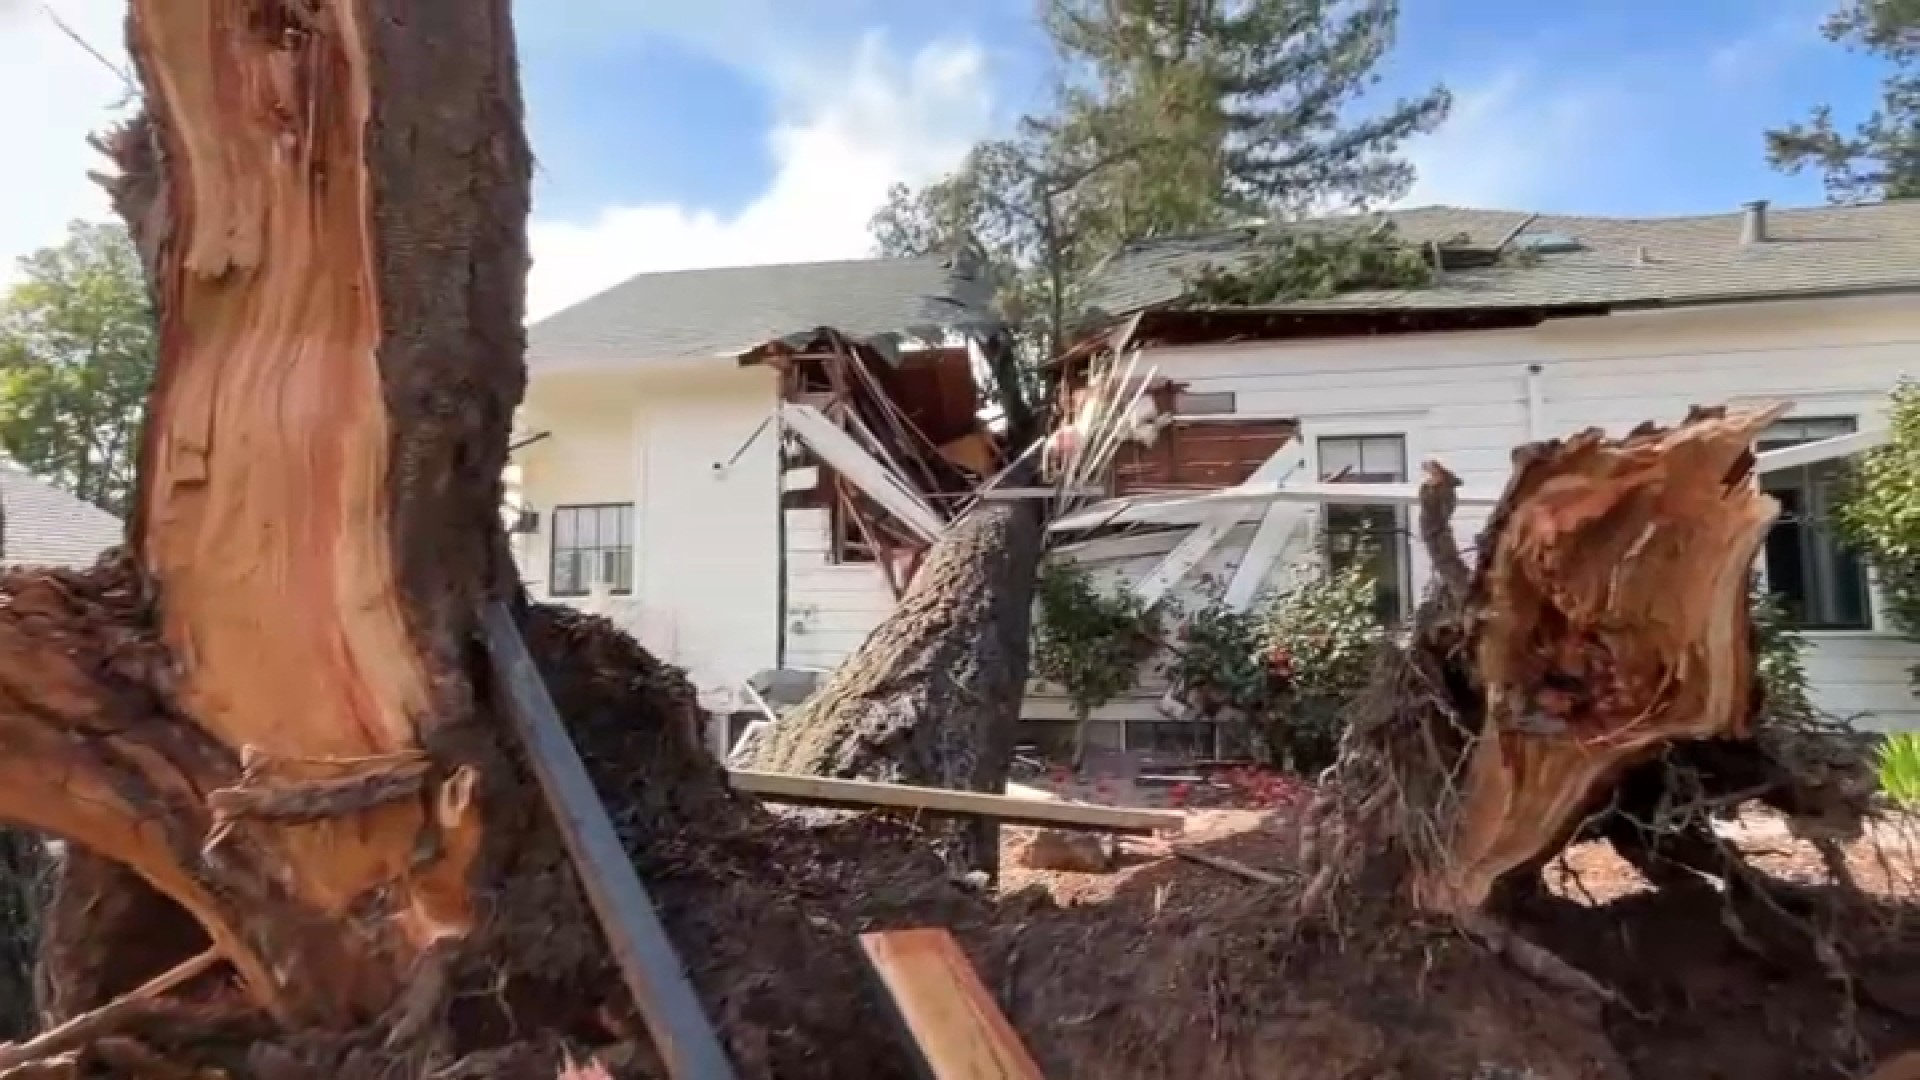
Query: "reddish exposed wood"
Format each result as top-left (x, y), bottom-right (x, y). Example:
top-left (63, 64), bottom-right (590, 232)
top-left (1413, 405), bottom-right (1788, 914)
top-left (1111, 419), bottom-right (1297, 495)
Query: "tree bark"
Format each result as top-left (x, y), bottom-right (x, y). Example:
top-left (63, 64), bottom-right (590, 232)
top-left (0, 0), bottom-right (528, 1040)
top-left (733, 499), bottom-right (1046, 877)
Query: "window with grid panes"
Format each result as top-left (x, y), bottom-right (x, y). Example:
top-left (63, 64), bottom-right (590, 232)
top-left (1756, 417), bottom-right (1872, 630)
top-left (549, 503), bottom-right (634, 598)
top-left (1317, 434), bottom-right (1411, 623)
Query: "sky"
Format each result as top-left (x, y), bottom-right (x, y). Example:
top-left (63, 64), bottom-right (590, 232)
top-left (0, 0), bottom-right (1897, 318)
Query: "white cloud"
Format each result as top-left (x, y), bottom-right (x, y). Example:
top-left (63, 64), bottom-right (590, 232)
top-left (1708, 5), bottom-right (1824, 88)
top-left (526, 32), bottom-right (994, 319)
top-left (1397, 69), bottom-right (1620, 210)
top-left (0, 0), bottom-right (131, 284)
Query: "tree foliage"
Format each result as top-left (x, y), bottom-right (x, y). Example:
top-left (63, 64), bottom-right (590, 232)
top-left (1032, 560), bottom-right (1160, 764)
top-left (872, 0), bottom-right (1448, 363)
top-left (1178, 222), bottom-right (1435, 306)
top-left (1766, 0), bottom-right (1920, 201)
top-left (1835, 380), bottom-right (1920, 689)
top-left (0, 222), bottom-right (156, 516)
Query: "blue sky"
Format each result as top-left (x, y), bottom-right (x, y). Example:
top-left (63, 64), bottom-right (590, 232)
top-left (0, 0), bottom-right (1899, 315)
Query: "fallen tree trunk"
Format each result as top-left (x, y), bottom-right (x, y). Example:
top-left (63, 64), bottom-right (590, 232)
top-left (733, 497), bottom-right (1046, 877)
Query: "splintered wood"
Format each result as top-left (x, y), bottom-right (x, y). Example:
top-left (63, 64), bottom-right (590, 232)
top-left (859, 929), bottom-right (1046, 1080)
top-left (1415, 404), bottom-right (1789, 914)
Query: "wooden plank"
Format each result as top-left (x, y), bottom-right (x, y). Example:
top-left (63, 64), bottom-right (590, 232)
top-left (1049, 478), bottom-right (1500, 532)
top-left (481, 603), bottom-right (738, 1080)
top-left (1131, 440), bottom-right (1303, 607)
top-left (1754, 427), bottom-right (1888, 473)
top-left (781, 403), bottom-right (945, 543)
top-left (859, 928), bottom-right (1047, 1080)
top-left (726, 770), bottom-right (1183, 835)
top-left (1221, 502), bottom-right (1307, 611)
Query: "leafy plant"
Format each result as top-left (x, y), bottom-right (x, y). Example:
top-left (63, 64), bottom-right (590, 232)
top-left (1836, 380), bottom-right (1920, 688)
top-left (1751, 573), bottom-right (1819, 727)
top-left (1179, 225), bottom-right (1435, 308)
top-left (1032, 560), bottom-right (1160, 768)
top-left (1258, 562), bottom-right (1389, 773)
top-left (1166, 602), bottom-right (1273, 719)
top-left (1879, 733), bottom-right (1920, 808)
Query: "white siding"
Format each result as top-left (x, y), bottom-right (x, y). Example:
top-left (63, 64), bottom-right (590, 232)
top-left (783, 506), bottom-right (894, 669)
top-left (518, 364), bottom-right (782, 712)
top-left (1122, 293), bottom-right (1920, 733)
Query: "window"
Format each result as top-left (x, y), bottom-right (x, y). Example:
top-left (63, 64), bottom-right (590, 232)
top-left (550, 503), bottom-right (633, 598)
top-left (1757, 417), bottom-right (1871, 630)
top-left (1173, 390), bottom-right (1237, 416)
top-left (1318, 434), bottom-right (1410, 624)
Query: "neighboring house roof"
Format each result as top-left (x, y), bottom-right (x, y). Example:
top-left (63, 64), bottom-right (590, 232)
top-left (0, 464), bottom-right (122, 568)
top-left (1087, 200), bottom-right (1920, 319)
top-left (528, 253), bottom-right (998, 373)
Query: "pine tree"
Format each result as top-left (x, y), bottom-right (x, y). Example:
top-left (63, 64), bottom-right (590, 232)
top-left (1767, 0), bottom-right (1919, 201)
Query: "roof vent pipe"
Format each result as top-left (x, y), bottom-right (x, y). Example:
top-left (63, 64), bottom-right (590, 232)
top-left (1741, 199), bottom-right (1769, 246)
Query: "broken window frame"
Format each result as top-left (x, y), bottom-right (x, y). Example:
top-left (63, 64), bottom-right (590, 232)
top-left (1316, 434), bottom-right (1412, 624)
top-left (1756, 416), bottom-right (1874, 632)
top-left (549, 502), bottom-right (635, 598)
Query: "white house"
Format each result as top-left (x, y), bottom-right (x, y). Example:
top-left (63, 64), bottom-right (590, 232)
top-left (517, 199), bottom-right (1920, 757)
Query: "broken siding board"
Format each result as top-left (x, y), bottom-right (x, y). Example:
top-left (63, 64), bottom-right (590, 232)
top-left (1754, 427), bottom-right (1888, 473)
top-left (859, 929), bottom-right (1047, 1080)
top-left (1049, 479), bottom-right (1501, 532)
top-left (1130, 440), bottom-right (1303, 608)
top-left (1221, 503), bottom-right (1309, 611)
top-left (727, 770), bottom-right (1183, 834)
top-left (781, 404), bottom-right (945, 543)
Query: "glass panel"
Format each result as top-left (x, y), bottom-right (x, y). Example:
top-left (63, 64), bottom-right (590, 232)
top-left (1318, 437), bottom-right (1362, 480)
top-left (553, 506), bottom-right (576, 548)
top-left (1758, 443), bottom-right (1871, 630)
top-left (1758, 416), bottom-right (1856, 450)
top-left (1358, 436), bottom-right (1407, 480)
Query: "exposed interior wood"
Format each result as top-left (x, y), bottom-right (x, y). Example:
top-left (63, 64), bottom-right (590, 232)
top-left (727, 770), bottom-right (1183, 835)
top-left (858, 928), bottom-right (1047, 1080)
top-left (1111, 418), bottom-right (1297, 495)
top-left (1414, 404), bottom-right (1789, 914)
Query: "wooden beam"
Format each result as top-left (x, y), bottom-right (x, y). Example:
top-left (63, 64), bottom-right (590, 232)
top-left (782, 403), bottom-right (946, 543)
top-left (1753, 427), bottom-right (1888, 473)
top-left (1049, 479), bottom-right (1501, 533)
top-left (726, 770), bottom-right (1183, 836)
top-left (1131, 440), bottom-right (1304, 608)
top-left (482, 604), bottom-right (738, 1080)
top-left (1221, 502), bottom-right (1307, 611)
top-left (859, 928), bottom-right (1047, 1080)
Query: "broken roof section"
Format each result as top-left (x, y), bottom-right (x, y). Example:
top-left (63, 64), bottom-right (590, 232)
top-left (1085, 200), bottom-right (1920, 320)
top-left (529, 252), bottom-right (999, 373)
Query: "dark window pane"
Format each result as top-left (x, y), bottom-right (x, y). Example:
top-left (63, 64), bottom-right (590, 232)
top-left (1756, 419), bottom-right (1870, 630)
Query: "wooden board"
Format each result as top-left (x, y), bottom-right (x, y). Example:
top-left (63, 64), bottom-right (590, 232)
top-left (859, 928), bottom-right (1047, 1080)
top-left (483, 604), bottom-right (738, 1080)
top-left (727, 770), bottom-right (1183, 836)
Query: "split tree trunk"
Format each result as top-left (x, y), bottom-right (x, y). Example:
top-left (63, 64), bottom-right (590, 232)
top-left (2, 0), bottom-right (530, 1039)
top-left (733, 499), bottom-right (1046, 876)
top-left (1305, 406), bottom-right (1792, 917)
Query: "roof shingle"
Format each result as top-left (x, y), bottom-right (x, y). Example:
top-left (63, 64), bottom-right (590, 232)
top-left (1087, 201), bottom-right (1920, 318)
top-left (528, 253), bottom-right (998, 373)
top-left (0, 465), bottom-right (122, 568)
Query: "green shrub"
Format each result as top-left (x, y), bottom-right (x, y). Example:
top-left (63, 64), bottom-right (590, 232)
top-left (1879, 733), bottom-right (1920, 807)
top-left (1032, 560), bottom-right (1160, 766)
top-left (1836, 380), bottom-right (1920, 689)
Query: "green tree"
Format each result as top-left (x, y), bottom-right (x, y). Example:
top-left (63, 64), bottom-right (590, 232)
top-left (0, 222), bottom-right (156, 516)
top-left (873, 0), bottom-right (1447, 363)
top-left (1836, 380), bottom-right (1920, 683)
top-left (1766, 0), bottom-right (1920, 201)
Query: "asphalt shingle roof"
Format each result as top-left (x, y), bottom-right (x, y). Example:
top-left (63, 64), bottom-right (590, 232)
top-left (1087, 200), bottom-right (1920, 318)
top-left (0, 465), bottom-right (122, 568)
top-left (528, 253), bottom-right (998, 372)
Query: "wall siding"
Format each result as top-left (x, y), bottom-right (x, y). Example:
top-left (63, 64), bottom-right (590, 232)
top-left (1122, 294), bottom-right (1920, 735)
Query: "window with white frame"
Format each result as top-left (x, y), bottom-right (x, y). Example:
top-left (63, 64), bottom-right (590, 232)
top-left (1757, 417), bottom-right (1872, 631)
top-left (1317, 434), bottom-right (1411, 623)
top-left (550, 503), bottom-right (634, 598)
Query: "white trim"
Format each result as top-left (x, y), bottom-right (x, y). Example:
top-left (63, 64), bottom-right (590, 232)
top-left (1753, 428), bottom-right (1889, 473)
top-left (779, 404), bottom-right (945, 543)
top-left (1130, 441), bottom-right (1305, 608)
top-left (1222, 504), bottom-right (1307, 611)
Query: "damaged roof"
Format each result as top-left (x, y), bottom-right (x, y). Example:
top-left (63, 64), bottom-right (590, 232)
top-left (0, 464), bottom-right (122, 568)
top-left (1086, 200), bottom-right (1920, 319)
top-left (528, 253), bottom-right (998, 372)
